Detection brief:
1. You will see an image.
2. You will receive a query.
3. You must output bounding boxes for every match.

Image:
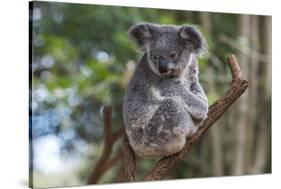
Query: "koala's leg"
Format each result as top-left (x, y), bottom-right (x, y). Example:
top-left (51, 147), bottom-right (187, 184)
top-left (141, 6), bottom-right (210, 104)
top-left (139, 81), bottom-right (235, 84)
top-left (123, 101), bottom-right (162, 157)
top-left (141, 99), bottom-right (197, 158)
top-left (123, 101), bottom-right (158, 129)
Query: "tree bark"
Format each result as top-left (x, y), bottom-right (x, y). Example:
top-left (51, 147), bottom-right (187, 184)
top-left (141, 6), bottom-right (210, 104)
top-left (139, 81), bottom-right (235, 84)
top-left (123, 135), bottom-right (136, 181)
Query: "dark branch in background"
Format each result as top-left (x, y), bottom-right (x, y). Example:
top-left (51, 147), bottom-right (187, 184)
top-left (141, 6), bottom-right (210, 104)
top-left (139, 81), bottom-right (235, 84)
top-left (87, 106), bottom-right (124, 184)
top-left (101, 149), bottom-right (123, 175)
top-left (143, 54), bottom-right (248, 181)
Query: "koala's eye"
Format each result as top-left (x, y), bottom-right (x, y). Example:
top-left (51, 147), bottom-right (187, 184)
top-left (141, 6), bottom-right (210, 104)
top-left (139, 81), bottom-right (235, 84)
top-left (170, 52), bottom-right (177, 59)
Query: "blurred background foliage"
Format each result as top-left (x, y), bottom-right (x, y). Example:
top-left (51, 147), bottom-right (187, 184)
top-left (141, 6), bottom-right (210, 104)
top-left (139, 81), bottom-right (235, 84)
top-left (30, 1), bottom-right (272, 188)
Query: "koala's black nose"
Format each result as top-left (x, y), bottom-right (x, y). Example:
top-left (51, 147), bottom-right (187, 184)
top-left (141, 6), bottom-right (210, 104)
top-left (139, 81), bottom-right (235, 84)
top-left (158, 56), bottom-right (168, 74)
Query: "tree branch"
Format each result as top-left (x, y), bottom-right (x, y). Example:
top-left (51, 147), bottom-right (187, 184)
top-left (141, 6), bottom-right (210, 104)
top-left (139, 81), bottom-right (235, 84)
top-left (122, 135), bottom-right (136, 181)
top-left (143, 54), bottom-right (248, 181)
top-left (101, 149), bottom-right (123, 175)
top-left (87, 106), bottom-right (124, 184)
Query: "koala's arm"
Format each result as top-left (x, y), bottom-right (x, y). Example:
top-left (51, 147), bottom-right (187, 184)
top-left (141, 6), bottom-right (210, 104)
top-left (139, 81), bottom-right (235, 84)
top-left (188, 60), bottom-right (208, 104)
top-left (179, 86), bottom-right (208, 121)
top-left (190, 81), bottom-right (208, 103)
top-left (176, 59), bottom-right (208, 120)
top-left (159, 79), bottom-right (208, 121)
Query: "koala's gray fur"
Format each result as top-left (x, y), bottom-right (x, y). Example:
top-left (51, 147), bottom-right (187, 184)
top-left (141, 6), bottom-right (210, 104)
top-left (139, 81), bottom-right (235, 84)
top-left (123, 23), bottom-right (208, 159)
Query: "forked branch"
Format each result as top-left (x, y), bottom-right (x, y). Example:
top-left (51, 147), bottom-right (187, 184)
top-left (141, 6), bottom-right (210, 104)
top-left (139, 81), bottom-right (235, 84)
top-left (87, 106), bottom-right (124, 184)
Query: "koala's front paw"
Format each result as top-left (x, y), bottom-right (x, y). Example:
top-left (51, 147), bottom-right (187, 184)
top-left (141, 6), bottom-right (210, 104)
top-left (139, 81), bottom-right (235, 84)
top-left (198, 105), bottom-right (208, 120)
top-left (183, 100), bottom-right (208, 122)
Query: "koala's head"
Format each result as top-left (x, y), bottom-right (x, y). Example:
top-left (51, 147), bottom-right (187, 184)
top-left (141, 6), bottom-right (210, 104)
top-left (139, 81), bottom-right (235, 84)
top-left (128, 23), bottom-right (207, 78)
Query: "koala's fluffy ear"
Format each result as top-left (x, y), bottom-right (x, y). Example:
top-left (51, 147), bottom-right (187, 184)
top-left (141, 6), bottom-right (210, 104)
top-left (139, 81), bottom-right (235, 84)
top-left (179, 25), bottom-right (207, 55)
top-left (128, 23), bottom-right (157, 50)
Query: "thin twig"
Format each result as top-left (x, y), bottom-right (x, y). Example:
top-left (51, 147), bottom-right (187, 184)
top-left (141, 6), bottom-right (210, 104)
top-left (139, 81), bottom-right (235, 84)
top-left (143, 54), bottom-right (248, 181)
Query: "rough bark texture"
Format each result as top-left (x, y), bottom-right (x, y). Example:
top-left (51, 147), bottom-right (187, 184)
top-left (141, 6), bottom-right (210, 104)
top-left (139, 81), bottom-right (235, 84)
top-left (143, 54), bottom-right (248, 181)
top-left (122, 135), bottom-right (137, 181)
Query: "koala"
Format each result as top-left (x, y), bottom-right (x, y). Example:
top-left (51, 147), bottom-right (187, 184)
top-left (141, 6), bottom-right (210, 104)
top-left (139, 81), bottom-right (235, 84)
top-left (122, 23), bottom-right (208, 159)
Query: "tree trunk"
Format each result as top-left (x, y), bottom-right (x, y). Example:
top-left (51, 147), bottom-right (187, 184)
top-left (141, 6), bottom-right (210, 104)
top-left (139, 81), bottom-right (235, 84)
top-left (245, 15), bottom-right (260, 173)
top-left (232, 14), bottom-right (251, 175)
top-left (251, 16), bottom-right (271, 174)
